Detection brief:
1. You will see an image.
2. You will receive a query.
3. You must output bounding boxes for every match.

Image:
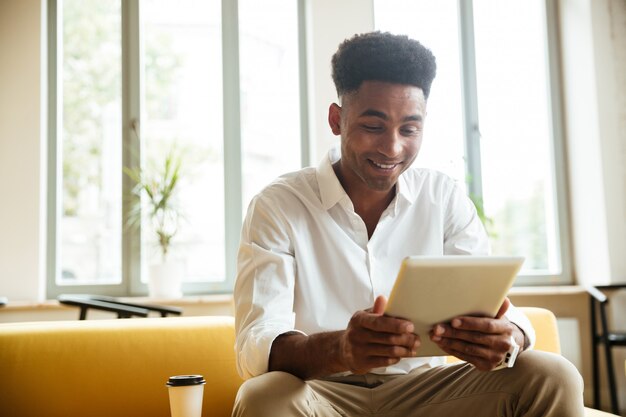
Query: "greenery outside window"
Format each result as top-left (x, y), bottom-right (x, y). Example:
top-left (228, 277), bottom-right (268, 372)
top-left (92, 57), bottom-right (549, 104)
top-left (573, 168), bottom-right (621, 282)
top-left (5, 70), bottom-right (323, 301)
top-left (47, 0), bottom-right (306, 297)
top-left (375, 0), bottom-right (571, 284)
top-left (48, 0), bottom-right (571, 298)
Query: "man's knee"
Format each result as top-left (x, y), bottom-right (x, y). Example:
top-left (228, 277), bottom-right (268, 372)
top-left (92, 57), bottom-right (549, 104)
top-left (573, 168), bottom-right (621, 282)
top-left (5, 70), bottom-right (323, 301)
top-left (515, 350), bottom-right (584, 396)
top-left (519, 351), bottom-right (581, 383)
top-left (233, 372), bottom-right (308, 417)
top-left (507, 351), bottom-right (585, 416)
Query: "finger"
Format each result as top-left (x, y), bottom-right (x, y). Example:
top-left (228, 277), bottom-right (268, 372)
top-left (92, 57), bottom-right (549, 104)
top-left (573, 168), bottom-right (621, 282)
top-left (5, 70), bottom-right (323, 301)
top-left (434, 337), bottom-right (500, 365)
top-left (448, 316), bottom-right (511, 335)
top-left (363, 343), bottom-right (417, 358)
top-left (495, 297), bottom-right (510, 319)
top-left (373, 295), bottom-right (387, 315)
top-left (430, 325), bottom-right (501, 348)
top-left (446, 348), bottom-right (494, 372)
top-left (369, 331), bottom-right (421, 349)
top-left (354, 311), bottom-right (415, 334)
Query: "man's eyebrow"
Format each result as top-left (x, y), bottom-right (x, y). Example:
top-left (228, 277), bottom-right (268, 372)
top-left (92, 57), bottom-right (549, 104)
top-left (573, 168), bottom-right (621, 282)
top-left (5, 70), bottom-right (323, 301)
top-left (359, 109), bottom-right (388, 120)
top-left (403, 114), bottom-right (423, 123)
top-left (358, 109), bottom-right (423, 122)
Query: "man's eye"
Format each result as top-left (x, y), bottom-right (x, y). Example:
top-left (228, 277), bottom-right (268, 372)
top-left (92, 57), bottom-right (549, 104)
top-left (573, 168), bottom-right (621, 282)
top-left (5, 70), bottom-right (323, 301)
top-left (401, 127), bottom-right (420, 136)
top-left (363, 125), bottom-right (383, 132)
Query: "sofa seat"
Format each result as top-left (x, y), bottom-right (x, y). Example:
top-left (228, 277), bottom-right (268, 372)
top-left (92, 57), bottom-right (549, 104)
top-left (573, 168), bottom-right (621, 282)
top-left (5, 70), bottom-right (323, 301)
top-left (0, 316), bottom-right (241, 417)
top-left (0, 309), bottom-right (619, 417)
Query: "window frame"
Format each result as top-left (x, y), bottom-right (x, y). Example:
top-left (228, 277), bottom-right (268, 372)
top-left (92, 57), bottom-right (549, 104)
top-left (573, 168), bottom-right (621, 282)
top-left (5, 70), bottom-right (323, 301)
top-left (46, 0), bottom-right (311, 298)
top-left (456, 0), bottom-right (572, 285)
top-left (48, 0), bottom-right (572, 298)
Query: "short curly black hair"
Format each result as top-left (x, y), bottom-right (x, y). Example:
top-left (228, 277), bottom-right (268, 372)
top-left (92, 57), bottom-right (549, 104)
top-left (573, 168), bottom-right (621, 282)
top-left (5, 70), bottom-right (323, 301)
top-left (331, 31), bottom-right (437, 99)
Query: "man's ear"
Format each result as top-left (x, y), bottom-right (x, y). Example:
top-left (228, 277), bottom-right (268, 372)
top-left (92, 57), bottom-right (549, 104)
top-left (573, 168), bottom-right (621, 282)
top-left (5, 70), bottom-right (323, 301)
top-left (328, 103), bottom-right (342, 136)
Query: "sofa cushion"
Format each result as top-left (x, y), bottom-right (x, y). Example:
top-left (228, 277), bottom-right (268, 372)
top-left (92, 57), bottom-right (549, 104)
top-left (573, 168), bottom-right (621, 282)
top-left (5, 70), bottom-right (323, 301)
top-left (0, 316), bottom-right (242, 417)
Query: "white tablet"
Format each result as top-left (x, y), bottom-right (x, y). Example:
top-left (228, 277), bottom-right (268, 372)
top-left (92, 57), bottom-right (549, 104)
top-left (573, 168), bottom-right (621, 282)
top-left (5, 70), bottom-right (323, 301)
top-left (384, 255), bottom-right (524, 357)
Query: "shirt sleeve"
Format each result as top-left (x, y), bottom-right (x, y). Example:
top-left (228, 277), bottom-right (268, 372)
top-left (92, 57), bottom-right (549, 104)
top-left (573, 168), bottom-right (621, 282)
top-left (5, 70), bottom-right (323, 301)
top-left (442, 179), bottom-right (536, 349)
top-left (504, 303), bottom-right (536, 350)
top-left (234, 193), bottom-right (305, 379)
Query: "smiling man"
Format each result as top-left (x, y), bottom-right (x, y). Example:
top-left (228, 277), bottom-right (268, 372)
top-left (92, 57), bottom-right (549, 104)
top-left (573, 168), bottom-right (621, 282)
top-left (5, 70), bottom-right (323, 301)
top-left (329, 81), bottom-right (426, 239)
top-left (232, 32), bottom-right (584, 416)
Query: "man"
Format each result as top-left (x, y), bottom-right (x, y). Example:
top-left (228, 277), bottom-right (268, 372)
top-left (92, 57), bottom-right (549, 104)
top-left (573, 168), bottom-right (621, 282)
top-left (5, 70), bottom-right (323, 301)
top-left (233, 32), bottom-right (583, 416)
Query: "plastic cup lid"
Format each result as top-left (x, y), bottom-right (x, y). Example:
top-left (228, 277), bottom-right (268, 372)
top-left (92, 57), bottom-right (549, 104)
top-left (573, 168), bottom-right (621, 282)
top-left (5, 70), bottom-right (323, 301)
top-left (166, 375), bottom-right (206, 386)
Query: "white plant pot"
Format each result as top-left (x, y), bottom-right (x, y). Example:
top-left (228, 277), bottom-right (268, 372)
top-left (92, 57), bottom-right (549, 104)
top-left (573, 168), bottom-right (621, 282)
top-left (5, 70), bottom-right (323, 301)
top-left (148, 261), bottom-right (183, 299)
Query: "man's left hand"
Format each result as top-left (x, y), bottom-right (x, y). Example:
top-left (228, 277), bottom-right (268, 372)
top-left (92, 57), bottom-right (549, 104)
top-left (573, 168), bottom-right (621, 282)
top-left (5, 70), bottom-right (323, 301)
top-left (429, 297), bottom-right (524, 371)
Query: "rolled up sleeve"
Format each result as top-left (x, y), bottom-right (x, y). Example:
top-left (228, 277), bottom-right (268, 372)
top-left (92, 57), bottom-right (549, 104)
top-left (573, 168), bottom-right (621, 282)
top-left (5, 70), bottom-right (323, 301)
top-left (234, 194), bottom-right (305, 379)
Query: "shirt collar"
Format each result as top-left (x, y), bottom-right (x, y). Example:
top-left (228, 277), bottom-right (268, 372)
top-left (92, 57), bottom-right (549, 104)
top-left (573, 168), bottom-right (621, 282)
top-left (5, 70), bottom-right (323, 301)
top-left (316, 147), bottom-right (347, 211)
top-left (316, 146), bottom-right (417, 211)
top-left (396, 170), bottom-right (415, 204)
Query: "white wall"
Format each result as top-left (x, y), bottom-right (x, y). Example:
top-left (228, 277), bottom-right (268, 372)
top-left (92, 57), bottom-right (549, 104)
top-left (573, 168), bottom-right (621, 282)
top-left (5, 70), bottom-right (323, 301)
top-left (560, 0), bottom-right (626, 286)
top-left (0, 0), bottom-right (46, 301)
top-left (559, 0), bottom-right (626, 411)
top-left (306, 0), bottom-right (375, 163)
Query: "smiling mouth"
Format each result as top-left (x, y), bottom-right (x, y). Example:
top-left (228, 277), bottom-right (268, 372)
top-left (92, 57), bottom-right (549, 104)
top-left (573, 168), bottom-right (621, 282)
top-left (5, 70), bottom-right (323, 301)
top-left (370, 160), bottom-right (400, 170)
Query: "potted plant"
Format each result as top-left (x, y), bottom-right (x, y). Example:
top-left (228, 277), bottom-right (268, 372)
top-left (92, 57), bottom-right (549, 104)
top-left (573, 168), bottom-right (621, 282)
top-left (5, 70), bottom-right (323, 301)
top-left (124, 149), bottom-right (185, 298)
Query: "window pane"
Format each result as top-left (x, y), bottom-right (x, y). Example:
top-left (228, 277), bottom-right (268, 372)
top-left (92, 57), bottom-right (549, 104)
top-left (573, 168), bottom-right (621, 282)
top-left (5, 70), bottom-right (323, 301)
top-left (473, 0), bottom-right (560, 274)
top-left (59, 0), bottom-right (122, 285)
top-left (141, 0), bottom-right (224, 282)
top-left (239, 0), bottom-right (301, 208)
top-left (374, 0), bottom-right (466, 183)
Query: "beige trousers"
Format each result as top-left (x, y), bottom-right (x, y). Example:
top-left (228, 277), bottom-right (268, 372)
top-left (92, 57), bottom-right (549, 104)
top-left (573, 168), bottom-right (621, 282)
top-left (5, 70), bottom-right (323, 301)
top-left (233, 351), bottom-right (584, 417)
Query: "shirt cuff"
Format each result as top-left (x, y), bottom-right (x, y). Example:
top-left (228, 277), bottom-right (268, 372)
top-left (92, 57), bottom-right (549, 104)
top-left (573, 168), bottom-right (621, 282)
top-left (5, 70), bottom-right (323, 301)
top-left (504, 304), bottom-right (536, 350)
top-left (236, 323), bottom-right (307, 379)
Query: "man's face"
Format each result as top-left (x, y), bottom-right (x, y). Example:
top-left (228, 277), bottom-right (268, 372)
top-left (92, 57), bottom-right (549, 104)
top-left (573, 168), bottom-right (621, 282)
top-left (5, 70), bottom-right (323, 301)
top-left (329, 80), bottom-right (427, 194)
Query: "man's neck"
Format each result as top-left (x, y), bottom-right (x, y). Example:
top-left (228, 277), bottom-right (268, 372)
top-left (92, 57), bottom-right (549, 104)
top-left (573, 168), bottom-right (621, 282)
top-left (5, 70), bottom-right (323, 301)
top-left (332, 161), bottom-right (397, 238)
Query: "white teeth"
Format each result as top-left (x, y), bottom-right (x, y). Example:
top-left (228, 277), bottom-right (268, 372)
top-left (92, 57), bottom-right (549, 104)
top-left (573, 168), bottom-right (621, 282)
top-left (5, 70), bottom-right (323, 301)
top-left (373, 161), bottom-right (396, 169)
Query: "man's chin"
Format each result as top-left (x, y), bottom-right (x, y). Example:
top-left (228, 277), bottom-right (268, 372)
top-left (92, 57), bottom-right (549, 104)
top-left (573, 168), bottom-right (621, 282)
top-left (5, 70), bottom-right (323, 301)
top-left (365, 178), bottom-right (397, 192)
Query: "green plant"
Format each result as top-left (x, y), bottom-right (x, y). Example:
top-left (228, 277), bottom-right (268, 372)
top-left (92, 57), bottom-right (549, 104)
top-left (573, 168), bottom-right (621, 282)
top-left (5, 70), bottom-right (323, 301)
top-left (469, 193), bottom-right (497, 238)
top-left (124, 150), bottom-right (182, 262)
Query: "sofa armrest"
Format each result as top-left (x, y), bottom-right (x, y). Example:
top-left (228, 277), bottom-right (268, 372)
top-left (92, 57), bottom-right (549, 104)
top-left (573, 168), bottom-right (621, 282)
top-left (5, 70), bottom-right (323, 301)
top-left (518, 307), bottom-right (561, 354)
top-left (0, 316), bottom-right (243, 417)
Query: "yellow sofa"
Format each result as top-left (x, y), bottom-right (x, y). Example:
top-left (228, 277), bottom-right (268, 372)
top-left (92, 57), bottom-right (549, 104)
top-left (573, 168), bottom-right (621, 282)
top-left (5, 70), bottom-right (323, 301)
top-left (0, 308), bottom-right (618, 417)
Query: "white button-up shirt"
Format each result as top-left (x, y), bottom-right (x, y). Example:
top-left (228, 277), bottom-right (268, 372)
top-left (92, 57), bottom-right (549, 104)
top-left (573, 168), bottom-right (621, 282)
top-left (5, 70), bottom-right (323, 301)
top-left (234, 148), bottom-right (535, 379)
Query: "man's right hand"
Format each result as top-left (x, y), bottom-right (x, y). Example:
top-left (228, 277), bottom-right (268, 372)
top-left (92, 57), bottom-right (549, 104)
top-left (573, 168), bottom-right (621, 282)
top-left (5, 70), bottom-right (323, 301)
top-left (269, 295), bottom-right (419, 379)
top-left (340, 295), bottom-right (420, 374)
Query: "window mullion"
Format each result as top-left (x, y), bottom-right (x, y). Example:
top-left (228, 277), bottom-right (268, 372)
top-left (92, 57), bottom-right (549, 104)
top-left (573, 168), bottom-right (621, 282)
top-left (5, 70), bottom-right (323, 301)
top-left (122, 0), bottom-right (142, 295)
top-left (298, 0), bottom-right (311, 168)
top-left (542, 0), bottom-right (572, 283)
top-left (222, 0), bottom-right (242, 289)
top-left (46, 0), bottom-right (60, 299)
top-left (457, 0), bottom-right (483, 199)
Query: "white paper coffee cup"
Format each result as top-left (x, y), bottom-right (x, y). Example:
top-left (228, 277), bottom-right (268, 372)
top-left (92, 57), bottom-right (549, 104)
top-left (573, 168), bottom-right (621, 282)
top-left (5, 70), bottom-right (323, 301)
top-left (166, 375), bottom-right (206, 417)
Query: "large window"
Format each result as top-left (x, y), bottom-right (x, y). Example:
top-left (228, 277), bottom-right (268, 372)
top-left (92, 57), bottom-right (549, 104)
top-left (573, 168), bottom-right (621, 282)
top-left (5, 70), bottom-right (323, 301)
top-left (375, 0), bottom-right (571, 284)
top-left (49, 0), bottom-right (571, 297)
top-left (48, 0), bottom-right (304, 296)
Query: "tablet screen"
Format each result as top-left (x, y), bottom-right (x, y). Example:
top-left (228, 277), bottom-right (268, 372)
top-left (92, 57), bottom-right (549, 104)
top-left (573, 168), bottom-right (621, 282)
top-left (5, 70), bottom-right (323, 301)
top-left (384, 255), bottom-right (524, 356)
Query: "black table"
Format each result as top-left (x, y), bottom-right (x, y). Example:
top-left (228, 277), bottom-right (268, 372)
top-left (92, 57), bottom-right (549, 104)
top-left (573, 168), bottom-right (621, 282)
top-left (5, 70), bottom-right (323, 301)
top-left (58, 294), bottom-right (183, 320)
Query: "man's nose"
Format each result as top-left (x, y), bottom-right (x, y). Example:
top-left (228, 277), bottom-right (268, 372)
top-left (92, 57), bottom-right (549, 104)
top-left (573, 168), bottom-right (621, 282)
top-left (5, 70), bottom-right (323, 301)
top-left (378, 131), bottom-right (403, 158)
